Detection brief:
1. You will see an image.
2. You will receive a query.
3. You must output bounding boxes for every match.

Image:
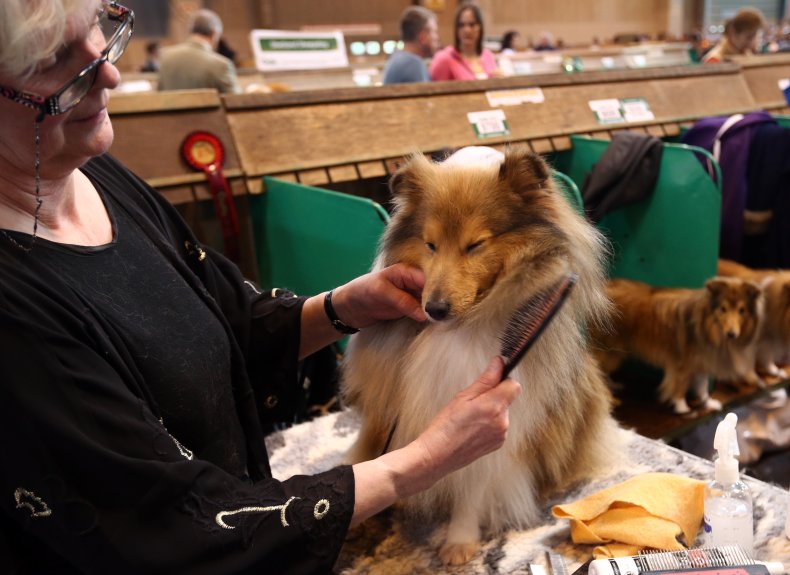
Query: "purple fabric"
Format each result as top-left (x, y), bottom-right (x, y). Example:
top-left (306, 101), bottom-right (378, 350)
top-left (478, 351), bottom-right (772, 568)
top-left (743, 123), bottom-right (790, 268)
top-left (681, 111), bottom-right (776, 260)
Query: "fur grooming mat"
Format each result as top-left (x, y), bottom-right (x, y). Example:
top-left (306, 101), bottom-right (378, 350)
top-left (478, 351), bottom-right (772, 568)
top-left (266, 411), bottom-right (790, 574)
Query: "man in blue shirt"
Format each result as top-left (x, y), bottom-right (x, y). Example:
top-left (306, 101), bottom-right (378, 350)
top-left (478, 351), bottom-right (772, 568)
top-left (382, 6), bottom-right (439, 84)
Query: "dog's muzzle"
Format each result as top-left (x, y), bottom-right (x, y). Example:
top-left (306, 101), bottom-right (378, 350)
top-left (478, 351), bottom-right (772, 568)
top-left (425, 300), bottom-right (451, 321)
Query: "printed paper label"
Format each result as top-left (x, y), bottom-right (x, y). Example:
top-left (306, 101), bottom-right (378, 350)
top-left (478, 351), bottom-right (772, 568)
top-left (589, 97), bottom-right (655, 125)
top-left (486, 87), bottom-right (545, 107)
top-left (588, 99), bottom-right (625, 124)
top-left (467, 109), bottom-right (510, 138)
top-left (621, 98), bottom-right (655, 122)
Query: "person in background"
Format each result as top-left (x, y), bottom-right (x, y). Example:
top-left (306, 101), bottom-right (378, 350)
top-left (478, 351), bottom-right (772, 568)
top-left (500, 30), bottom-right (521, 55)
top-left (217, 36), bottom-right (238, 67)
top-left (533, 31), bottom-right (557, 51)
top-left (703, 7), bottom-right (765, 63)
top-left (430, 3), bottom-right (499, 81)
top-left (0, 1), bottom-right (522, 572)
top-left (382, 6), bottom-right (439, 84)
top-left (157, 8), bottom-right (241, 93)
top-left (139, 40), bottom-right (160, 72)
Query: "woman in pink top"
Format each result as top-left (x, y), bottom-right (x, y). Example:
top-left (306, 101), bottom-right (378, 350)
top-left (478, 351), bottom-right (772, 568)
top-left (430, 4), bottom-right (499, 81)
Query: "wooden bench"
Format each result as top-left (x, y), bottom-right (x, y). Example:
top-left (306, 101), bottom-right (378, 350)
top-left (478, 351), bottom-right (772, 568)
top-left (106, 62), bottom-right (783, 276)
top-left (109, 89), bottom-right (246, 204)
top-left (732, 52), bottom-right (790, 113)
top-left (222, 63), bottom-right (758, 192)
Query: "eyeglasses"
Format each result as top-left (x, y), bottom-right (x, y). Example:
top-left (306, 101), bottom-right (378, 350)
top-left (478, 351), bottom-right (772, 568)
top-left (0, 1), bottom-right (134, 119)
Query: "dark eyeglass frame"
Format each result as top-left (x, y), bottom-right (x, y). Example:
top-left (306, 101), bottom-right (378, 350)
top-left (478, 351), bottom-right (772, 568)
top-left (0, 1), bottom-right (134, 119)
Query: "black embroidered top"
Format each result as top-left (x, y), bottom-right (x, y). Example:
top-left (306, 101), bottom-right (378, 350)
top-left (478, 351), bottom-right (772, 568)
top-left (0, 154), bottom-right (354, 574)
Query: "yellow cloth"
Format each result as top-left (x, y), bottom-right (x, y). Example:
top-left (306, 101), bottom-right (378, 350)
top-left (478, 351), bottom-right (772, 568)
top-left (551, 472), bottom-right (705, 559)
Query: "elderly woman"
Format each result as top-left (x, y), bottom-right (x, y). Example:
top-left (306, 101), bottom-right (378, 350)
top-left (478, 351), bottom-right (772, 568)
top-left (0, 1), bottom-right (521, 573)
top-left (430, 3), bottom-right (500, 81)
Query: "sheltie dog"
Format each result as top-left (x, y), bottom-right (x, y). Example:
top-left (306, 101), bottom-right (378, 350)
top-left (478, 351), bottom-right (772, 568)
top-left (718, 259), bottom-right (790, 378)
top-left (592, 277), bottom-right (764, 414)
top-left (341, 146), bottom-right (619, 565)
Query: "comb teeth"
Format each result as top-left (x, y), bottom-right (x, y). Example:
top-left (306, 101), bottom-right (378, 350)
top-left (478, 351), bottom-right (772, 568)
top-left (499, 272), bottom-right (578, 379)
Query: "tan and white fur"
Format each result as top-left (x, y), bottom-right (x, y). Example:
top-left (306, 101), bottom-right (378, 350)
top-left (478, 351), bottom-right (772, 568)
top-left (718, 258), bottom-right (790, 378)
top-left (341, 146), bottom-right (619, 565)
top-left (592, 276), bottom-right (765, 414)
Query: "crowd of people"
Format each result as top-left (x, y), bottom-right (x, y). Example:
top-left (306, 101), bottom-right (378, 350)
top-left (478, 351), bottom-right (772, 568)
top-left (380, 4), bottom-right (783, 85)
top-left (137, 4), bottom-right (786, 91)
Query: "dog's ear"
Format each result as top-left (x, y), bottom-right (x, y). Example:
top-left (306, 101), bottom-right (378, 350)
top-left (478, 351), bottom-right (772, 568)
top-left (743, 280), bottom-right (763, 303)
top-left (704, 277), bottom-right (727, 302)
top-left (498, 146), bottom-right (551, 196)
top-left (389, 154), bottom-right (429, 200)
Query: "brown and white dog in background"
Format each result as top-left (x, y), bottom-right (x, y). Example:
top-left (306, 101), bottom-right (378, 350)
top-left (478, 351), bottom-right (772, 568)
top-left (718, 258), bottom-right (790, 378)
top-left (592, 276), bottom-right (764, 414)
top-left (341, 146), bottom-right (621, 565)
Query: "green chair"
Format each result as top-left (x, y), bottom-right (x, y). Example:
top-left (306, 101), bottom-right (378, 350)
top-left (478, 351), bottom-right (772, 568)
top-left (552, 169), bottom-right (584, 215)
top-left (552, 135), bottom-right (722, 288)
top-left (774, 114), bottom-right (790, 129)
top-left (250, 177), bottom-right (389, 298)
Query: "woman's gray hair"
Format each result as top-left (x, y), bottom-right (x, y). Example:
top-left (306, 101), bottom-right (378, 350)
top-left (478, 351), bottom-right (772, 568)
top-left (0, 0), bottom-right (88, 80)
top-left (189, 9), bottom-right (223, 38)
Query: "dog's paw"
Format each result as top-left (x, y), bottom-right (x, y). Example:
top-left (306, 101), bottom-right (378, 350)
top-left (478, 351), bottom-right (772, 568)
top-left (438, 542), bottom-right (480, 565)
top-left (702, 397), bottom-right (723, 411)
top-left (751, 373), bottom-right (766, 388)
top-left (764, 363), bottom-right (789, 379)
top-left (671, 398), bottom-right (691, 415)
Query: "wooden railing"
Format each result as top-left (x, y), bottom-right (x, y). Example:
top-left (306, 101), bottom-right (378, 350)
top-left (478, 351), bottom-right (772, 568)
top-left (108, 59), bottom-right (790, 203)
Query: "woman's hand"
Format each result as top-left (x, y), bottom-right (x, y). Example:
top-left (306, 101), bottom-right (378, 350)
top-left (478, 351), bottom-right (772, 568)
top-left (328, 264), bottom-right (427, 330)
top-left (350, 356), bottom-right (521, 525)
top-left (298, 264), bottom-right (426, 358)
top-left (407, 355), bottom-right (521, 490)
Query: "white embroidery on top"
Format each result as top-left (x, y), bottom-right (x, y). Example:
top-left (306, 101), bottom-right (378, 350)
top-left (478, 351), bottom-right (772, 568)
top-left (14, 488), bottom-right (52, 518)
top-left (159, 418), bottom-right (194, 460)
top-left (215, 496), bottom-right (299, 529)
top-left (170, 434), bottom-right (194, 460)
top-left (244, 280), bottom-right (262, 295)
top-left (313, 499), bottom-right (330, 520)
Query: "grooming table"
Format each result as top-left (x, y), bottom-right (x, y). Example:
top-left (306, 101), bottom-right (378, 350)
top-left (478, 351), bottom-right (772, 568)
top-left (266, 410), bottom-right (790, 574)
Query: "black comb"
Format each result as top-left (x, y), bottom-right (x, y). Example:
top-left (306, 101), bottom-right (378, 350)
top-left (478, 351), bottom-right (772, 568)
top-left (499, 272), bottom-right (578, 379)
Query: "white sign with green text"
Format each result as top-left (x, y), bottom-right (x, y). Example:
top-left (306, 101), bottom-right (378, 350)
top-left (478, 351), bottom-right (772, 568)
top-left (250, 29), bottom-right (348, 71)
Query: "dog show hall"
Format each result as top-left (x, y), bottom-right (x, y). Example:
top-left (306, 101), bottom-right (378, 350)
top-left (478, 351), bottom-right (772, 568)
top-left (2, 0), bottom-right (790, 573)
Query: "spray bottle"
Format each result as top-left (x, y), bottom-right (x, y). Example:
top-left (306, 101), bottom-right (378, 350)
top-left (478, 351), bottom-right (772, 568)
top-left (702, 412), bottom-right (754, 555)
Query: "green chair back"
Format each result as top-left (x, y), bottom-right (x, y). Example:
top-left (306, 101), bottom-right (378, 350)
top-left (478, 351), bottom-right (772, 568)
top-left (774, 114), bottom-right (790, 129)
top-left (552, 135), bottom-right (721, 288)
top-left (552, 169), bottom-right (584, 215)
top-left (250, 177), bottom-right (389, 298)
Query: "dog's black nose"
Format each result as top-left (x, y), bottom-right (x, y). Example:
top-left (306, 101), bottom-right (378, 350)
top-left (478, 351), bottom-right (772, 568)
top-left (425, 300), bottom-right (451, 321)
top-left (726, 330), bottom-right (738, 339)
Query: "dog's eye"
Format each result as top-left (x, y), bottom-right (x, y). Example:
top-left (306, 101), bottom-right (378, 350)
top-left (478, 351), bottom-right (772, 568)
top-left (425, 242), bottom-right (436, 253)
top-left (719, 305), bottom-right (727, 314)
top-left (466, 240), bottom-right (485, 253)
top-left (738, 307), bottom-right (745, 315)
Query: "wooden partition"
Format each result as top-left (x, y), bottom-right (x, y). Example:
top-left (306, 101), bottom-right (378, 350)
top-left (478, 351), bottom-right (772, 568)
top-left (106, 63), bottom-right (784, 278)
top-left (732, 53), bottom-right (790, 113)
top-left (222, 63), bottom-right (757, 192)
top-left (107, 63), bottom-right (772, 198)
top-left (108, 90), bottom-right (247, 204)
